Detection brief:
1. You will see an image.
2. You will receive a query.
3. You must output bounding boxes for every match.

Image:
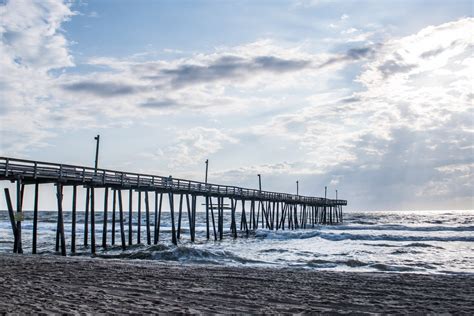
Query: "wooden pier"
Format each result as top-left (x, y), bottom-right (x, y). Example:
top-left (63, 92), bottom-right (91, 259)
top-left (0, 157), bottom-right (347, 256)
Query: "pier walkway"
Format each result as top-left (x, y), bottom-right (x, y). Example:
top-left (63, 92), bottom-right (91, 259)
top-left (0, 157), bottom-right (347, 256)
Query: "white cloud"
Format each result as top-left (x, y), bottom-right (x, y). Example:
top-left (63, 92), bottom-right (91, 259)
top-left (0, 0), bottom-right (75, 155)
top-left (156, 127), bottom-right (239, 169)
top-left (244, 18), bottom-right (474, 209)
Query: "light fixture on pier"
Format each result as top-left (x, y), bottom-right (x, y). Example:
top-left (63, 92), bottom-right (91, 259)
top-left (205, 159), bottom-right (209, 184)
top-left (94, 134), bottom-right (100, 174)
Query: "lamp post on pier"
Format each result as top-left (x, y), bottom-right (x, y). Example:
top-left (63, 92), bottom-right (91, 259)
top-left (205, 159), bottom-right (209, 184)
top-left (296, 180), bottom-right (299, 196)
top-left (257, 174), bottom-right (262, 192)
top-left (94, 134), bottom-right (100, 175)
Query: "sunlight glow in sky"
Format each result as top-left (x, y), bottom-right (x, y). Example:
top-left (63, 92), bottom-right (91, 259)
top-left (0, 0), bottom-right (473, 210)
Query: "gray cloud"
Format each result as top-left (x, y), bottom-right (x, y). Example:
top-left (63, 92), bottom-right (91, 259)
top-left (339, 96), bottom-right (361, 103)
top-left (157, 55), bottom-right (311, 88)
top-left (420, 40), bottom-right (461, 59)
top-left (60, 49), bottom-right (374, 99)
top-left (378, 60), bottom-right (416, 78)
top-left (63, 55), bottom-right (312, 98)
top-left (61, 81), bottom-right (139, 97)
top-left (319, 46), bottom-right (376, 68)
top-left (140, 98), bottom-right (179, 108)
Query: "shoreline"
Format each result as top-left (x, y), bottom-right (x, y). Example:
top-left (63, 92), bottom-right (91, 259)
top-left (1, 254), bottom-right (473, 313)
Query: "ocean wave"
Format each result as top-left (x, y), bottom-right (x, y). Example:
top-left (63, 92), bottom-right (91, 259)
top-left (323, 224), bottom-right (474, 232)
top-left (391, 249), bottom-right (423, 255)
top-left (403, 242), bottom-right (443, 249)
top-left (255, 229), bottom-right (322, 240)
top-left (307, 258), bottom-right (368, 268)
top-left (259, 248), bottom-right (289, 254)
top-left (370, 263), bottom-right (417, 272)
top-left (97, 244), bottom-right (266, 265)
top-left (317, 232), bottom-right (474, 243)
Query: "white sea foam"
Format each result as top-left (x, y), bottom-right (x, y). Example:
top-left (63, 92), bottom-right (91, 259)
top-left (1, 210), bottom-right (473, 274)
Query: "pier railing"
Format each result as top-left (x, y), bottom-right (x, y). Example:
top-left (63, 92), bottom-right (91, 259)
top-left (1, 156), bottom-right (347, 256)
top-left (0, 157), bottom-right (347, 206)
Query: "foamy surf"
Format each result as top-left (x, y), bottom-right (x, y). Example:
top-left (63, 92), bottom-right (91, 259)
top-left (0, 210), bottom-right (473, 274)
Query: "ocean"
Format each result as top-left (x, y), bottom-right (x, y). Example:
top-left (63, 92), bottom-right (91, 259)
top-left (1, 210), bottom-right (473, 274)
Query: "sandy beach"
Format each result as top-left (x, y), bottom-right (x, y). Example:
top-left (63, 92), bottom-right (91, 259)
top-left (0, 254), bottom-right (472, 314)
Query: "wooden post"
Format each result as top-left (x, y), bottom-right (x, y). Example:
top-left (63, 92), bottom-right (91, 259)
top-left (177, 194), bottom-right (183, 240)
top-left (185, 194), bottom-right (193, 241)
top-left (209, 197), bottom-right (217, 240)
top-left (56, 183), bottom-right (66, 256)
top-left (271, 201), bottom-right (276, 230)
top-left (118, 190), bottom-right (126, 250)
top-left (90, 187), bottom-right (96, 254)
top-left (289, 204), bottom-right (294, 230)
top-left (137, 191), bottom-right (141, 244)
top-left (256, 199), bottom-right (261, 228)
top-left (205, 195), bottom-right (210, 240)
top-left (84, 187), bottom-right (89, 247)
top-left (128, 189), bottom-right (133, 245)
top-left (280, 203), bottom-right (287, 230)
top-left (216, 197), bottom-right (221, 238)
top-left (71, 185), bottom-right (77, 253)
top-left (219, 197), bottom-right (223, 240)
top-left (111, 189), bottom-right (116, 245)
top-left (145, 191), bottom-right (151, 245)
top-left (230, 198), bottom-right (237, 238)
top-left (248, 199), bottom-right (253, 230)
top-left (4, 188), bottom-right (17, 253)
top-left (294, 204), bottom-right (299, 229)
top-left (102, 187), bottom-right (108, 249)
top-left (55, 207), bottom-right (60, 252)
top-left (168, 193), bottom-right (177, 245)
top-left (32, 183), bottom-right (39, 254)
top-left (192, 195), bottom-right (197, 242)
top-left (16, 179), bottom-right (23, 253)
top-left (262, 201), bottom-right (270, 229)
top-left (154, 192), bottom-right (163, 244)
top-left (275, 201), bottom-right (280, 230)
top-left (241, 199), bottom-right (249, 236)
top-left (250, 200), bottom-right (256, 230)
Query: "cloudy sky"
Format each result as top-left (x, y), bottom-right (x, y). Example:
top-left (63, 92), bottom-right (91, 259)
top-left (0, 0), bottom-right (472, 211)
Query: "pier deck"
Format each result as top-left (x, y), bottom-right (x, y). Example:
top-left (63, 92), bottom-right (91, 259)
top-left (0, 157), bottom-right (347, 256)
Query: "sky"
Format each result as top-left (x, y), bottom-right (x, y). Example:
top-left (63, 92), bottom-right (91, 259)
top-left (0, 0), bottom-right (473, 211)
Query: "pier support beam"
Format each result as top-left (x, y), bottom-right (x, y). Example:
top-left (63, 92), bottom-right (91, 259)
top-left (56, 183), bottom-right (66, 256)
top-left (4, 188), bottom-right (17, 253)
top-left (32, 183), bottom-right (39, 254)
top-left (128, 189), bottom-right (133, 245)
top-left (168, 193), bottom-right (177, 245)
top-left (154, 192), bottom-right (163, 244)
top-left (145, 191), bottom-right (151, 245)
top-left (84, 187), bottom-right (90, 247)
top-left (16, 180), bottom-right (24, 253)
top-left (118, 190), bottom-right (126, 250)
top-left (71, 185), bottom-right (77, 253)
top-left (102, 187), bottom-right (108, 249)
top-left (90, 187), bottom-right (96, 254)
top-left (111, 189), bottom-right (116, 245)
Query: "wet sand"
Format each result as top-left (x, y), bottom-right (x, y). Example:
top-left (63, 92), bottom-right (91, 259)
top-left (0, 254), bottom-right (473, 314)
